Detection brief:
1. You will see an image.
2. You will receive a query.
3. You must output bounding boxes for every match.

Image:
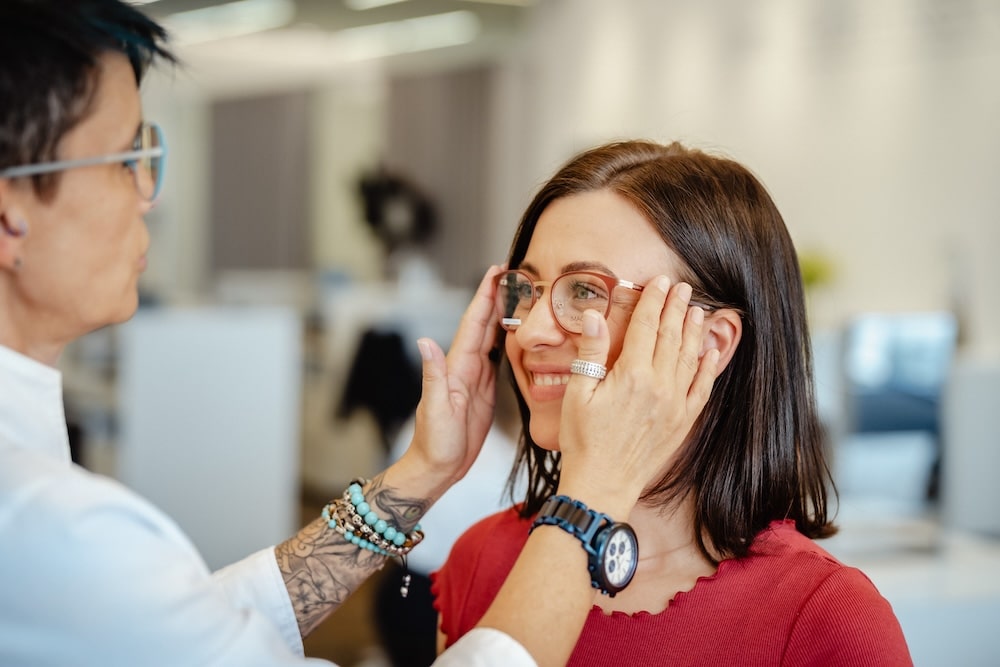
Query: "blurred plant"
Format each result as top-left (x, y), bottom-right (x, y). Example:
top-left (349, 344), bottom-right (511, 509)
top-left (798, 249), bottom-right (835, 291)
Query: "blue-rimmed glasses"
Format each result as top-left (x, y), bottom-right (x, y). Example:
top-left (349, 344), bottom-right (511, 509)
top-left (0, 122), bottom-right (166, 201)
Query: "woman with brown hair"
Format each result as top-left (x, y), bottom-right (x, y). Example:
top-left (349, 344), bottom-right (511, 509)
top-left (0, 3), bottom-right (715, 665)
top-left (434, 140), bottom-right (912, 665)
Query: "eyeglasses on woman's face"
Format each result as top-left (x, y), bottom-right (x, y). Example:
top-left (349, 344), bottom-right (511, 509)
top-left (494, 269), bottom-right (646, 335)
top-left (0, 122), bottom-right (166, 201)
top-left (495, 269), bottom-right (715, 335)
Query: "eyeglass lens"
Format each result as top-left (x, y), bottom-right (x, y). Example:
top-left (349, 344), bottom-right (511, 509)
top-left (133, 123), bottom-right (164, 200)
top-left (496, 270), bottom-right (618, 333)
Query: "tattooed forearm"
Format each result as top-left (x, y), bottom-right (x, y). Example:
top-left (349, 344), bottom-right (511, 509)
top-left (275, 472), bottom-right (431, 638)
top-left (365, 475), bottom-right (430, 529)
top-left (275, 517), bottom-right (378, 637)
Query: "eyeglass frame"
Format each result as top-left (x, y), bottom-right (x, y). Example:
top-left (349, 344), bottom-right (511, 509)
top-left (0, 122), bottom-right (167, 201)
top-left (494, 269), bottom-right (714, 335)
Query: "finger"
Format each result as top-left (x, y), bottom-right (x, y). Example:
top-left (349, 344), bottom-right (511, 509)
top-left (564, 309), bottom-right (609, 397)
top-left (617, 275), bottom-right (671, 367)
top-left (417, 337), bottom-right (449, 410)
top-left (452, 264), bottom-right (504, 360)
top-left (686, 348), bottom-right (721, 413)
top-left (675, 306), bottom-right (705, 388)
top-left (650, 281), bottom-right (693, 368)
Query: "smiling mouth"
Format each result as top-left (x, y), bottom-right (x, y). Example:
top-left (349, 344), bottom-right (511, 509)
top-left (532, 372), bottom-right (570, 387)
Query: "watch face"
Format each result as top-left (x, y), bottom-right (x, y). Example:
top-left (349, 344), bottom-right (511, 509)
top-left (602, 525), bottom-right (638, 588)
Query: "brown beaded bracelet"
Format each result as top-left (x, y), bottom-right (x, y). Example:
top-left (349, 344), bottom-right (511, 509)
top-left (319, 479), bottom-right (425, 598)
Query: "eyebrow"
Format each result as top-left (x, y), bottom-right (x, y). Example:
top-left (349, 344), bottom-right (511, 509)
top-left (518, 260), bottom-right (620, 277)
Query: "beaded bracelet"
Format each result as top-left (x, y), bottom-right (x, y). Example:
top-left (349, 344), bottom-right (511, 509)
top-left (321, 478), bottom-right (425, 597)
top-left (345, 480), bottom-right (423, 550)
top-left (323, 497), bottom-right (424, 557)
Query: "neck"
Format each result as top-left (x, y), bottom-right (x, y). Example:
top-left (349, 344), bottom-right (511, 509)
top-left (0, 303), bottom-right (66, 367)
top-left (593, 494), bottom-right (718, 616)
top-left (627, 494), bottom-right (713, 565)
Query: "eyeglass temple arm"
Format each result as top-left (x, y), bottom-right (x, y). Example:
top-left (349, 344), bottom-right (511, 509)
top-left (0, 146), bottom-right (165, 179)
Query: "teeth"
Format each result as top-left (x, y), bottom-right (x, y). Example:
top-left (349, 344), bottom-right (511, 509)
top-left (532, 373), bottom-right (570, 386)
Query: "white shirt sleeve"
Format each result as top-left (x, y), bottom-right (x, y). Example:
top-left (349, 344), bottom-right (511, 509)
top-left (433, 628), bottom-right (538, 667)
top-left (212, 547), bottom-right (304, 655)
top-left (0, 458), bottom-right (324, 666)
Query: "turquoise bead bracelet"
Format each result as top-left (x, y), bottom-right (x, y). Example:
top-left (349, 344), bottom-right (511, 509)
top-left (346, 481), bottom-right (421, 547)
top-left (321, 479), bottom-right (424, 559)
top-left (321, 479), bottom-right (425, 597)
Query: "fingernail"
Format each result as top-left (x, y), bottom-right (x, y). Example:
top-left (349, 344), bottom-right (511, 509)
top-left (656, 275), bottom-right (671, 292)
top-left (583, 310), bottom-right (600, 337)
top-left (417, 339), bottom-right (431, 362)
top-left (678, 282), bottom-right (693, 302)
top-left (691, 306), bottom-right (704, 324)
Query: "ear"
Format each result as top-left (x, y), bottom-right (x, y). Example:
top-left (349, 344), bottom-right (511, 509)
top-left (700, 308), bottom-right (742, 373)
top-left (0, 179), bottom-right (30, 271)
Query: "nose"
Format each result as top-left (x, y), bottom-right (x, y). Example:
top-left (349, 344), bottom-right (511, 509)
top-left (133, 162), bottom-right (156, 199)
top-left (513, 289), bottom-right (566, 348)
top-left (129, 164), bottom-right (156, 211)
top-left (137, 187), bottom-right (154, 214)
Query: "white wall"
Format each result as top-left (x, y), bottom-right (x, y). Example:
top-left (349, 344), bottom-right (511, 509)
top-left (141, 2), bottom-right (1000, 361)
top-left (310, 67), bottom-right (389, 281)
top-left (117, 307), bottom-right (302, 570)
top-left (141, 68), bottom-right (212, 301)
top-left (494, 0), bottom-right (1000, 356)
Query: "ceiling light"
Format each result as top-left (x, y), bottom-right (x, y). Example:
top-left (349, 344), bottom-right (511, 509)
top-left (164, 0), bottom-right (295, 45)
top-left (345, 0), bottom-right (410, 10)
top-left (336, 9), bottom-right (480, 61)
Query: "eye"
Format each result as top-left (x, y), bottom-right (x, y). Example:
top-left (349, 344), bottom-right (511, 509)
top-left (515, 282), bottom-right (534, 300)
top-left (567, 278), bottom-right (607, 301)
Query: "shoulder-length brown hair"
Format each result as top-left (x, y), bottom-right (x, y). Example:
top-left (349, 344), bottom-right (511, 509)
top-left (504, 140), bottom-right (835, 562)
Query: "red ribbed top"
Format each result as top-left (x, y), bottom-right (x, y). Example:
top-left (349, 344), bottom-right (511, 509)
top-left (433, 509), bottom-right (912, 666)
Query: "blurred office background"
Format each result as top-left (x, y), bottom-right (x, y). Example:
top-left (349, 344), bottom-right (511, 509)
top-left (61, 0), bottom-right (1000, 665)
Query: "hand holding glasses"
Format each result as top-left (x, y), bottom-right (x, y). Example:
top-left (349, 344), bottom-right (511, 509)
top-left (0, 122), bottom-right (166, 201)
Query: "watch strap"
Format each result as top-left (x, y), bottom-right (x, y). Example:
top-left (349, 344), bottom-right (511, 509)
top-left (531, 496), bottom-right (614, 556)
top-left (531, 495), bottom-right (611, 561)
top-left (531, 494), bottom-right (636, 596)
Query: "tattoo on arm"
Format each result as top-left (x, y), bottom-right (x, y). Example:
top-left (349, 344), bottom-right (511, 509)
top-left (275, 472), bottom-right (431, 638)
top-left (364, 475), bottom-right (429, 530)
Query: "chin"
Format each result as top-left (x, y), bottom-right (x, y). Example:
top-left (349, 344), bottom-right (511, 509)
top-left (528, 422), bottom-right (561, 452)
top-left (116, 298), bottom-right (141, 323)
top-left (105, 296), bottom-right (140, 327)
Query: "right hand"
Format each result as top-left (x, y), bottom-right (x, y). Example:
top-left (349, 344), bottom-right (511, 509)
top-left (403, 264), bottom-right (505, 486)
top-left (556, 276), bottom-right (721, 514)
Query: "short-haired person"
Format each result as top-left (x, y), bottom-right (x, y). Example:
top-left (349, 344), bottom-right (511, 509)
top-left (0, 2), bottom-right (720, 666)
top-left (433, 141), bottom-right (914, 665)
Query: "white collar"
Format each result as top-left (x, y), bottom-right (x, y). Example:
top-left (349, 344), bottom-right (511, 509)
top-left (0, 344), bottom-right (71, 463)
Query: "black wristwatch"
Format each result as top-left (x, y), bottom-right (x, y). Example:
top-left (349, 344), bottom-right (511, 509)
top-left (531, 494), bottom-right (638, 597)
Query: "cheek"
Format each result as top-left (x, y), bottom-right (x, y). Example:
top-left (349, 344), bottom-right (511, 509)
top-left (505, 335), bottom-right (526, 386)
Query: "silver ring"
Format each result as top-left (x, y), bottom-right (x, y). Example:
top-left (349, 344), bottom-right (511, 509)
top-left (570, 359), bottom-right (607, 381)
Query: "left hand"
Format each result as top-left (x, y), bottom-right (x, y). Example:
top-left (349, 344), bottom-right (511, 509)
top-left (557, 277), bottom-right (720, 514)
top-left (404, 264), bottom-right (505, 485)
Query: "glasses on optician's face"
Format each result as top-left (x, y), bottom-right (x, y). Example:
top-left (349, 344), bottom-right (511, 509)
top-left (495, 269), bottom-right (715, 335)
top-left (0, 122), bottom-right (166, 201)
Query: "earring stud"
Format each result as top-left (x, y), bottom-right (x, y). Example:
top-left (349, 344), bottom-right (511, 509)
top-left (4, 218), bottom-right (27, 237)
